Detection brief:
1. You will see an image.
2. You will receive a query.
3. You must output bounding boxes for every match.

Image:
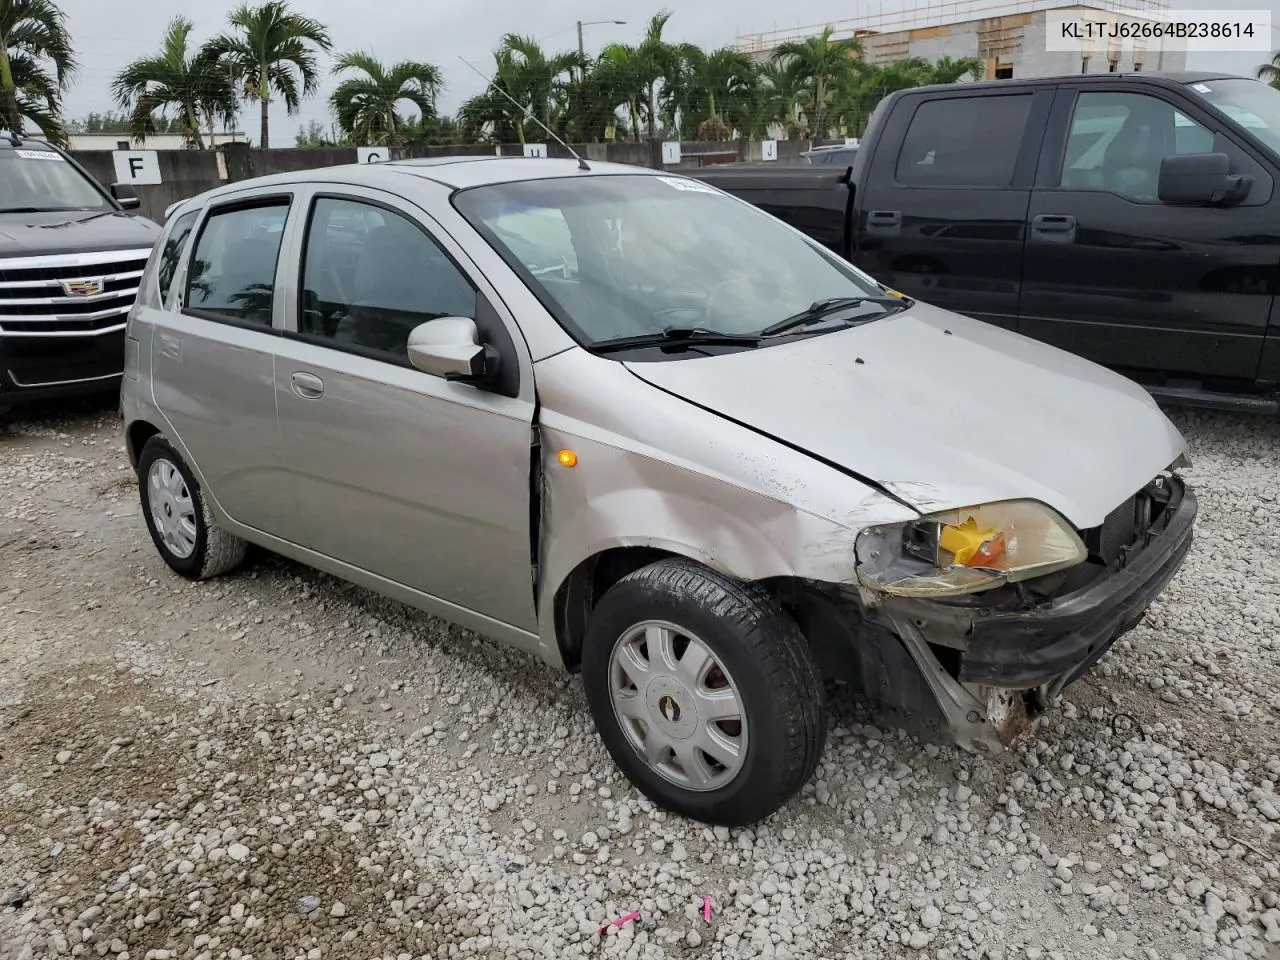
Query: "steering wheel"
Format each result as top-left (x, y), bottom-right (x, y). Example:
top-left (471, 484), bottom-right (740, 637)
top-left (703, 275), bottom-right (755, 326)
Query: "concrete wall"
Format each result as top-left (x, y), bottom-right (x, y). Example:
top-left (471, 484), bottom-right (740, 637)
top-left (68, 139), bottom-right (837, 224)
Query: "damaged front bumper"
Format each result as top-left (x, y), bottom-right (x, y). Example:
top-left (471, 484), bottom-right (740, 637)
top-left (800, 477), bottom-right (1197, 754)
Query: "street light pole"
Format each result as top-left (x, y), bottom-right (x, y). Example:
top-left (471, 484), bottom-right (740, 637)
top-left (577, 18), bottom-right (627, 58)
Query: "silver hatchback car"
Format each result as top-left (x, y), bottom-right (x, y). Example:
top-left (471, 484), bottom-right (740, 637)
top-left (122, 157), bottom-right (1196, 826)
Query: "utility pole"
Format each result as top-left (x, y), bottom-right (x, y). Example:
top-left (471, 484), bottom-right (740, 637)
top-left (577, 19), bottom-right (627, 58)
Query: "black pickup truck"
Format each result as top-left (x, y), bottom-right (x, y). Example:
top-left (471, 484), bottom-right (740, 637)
top-left (692, 71), bottom-right (1280, 413)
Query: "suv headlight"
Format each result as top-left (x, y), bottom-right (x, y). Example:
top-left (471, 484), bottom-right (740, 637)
top-left (855, 500), bottom-right (1087, 598)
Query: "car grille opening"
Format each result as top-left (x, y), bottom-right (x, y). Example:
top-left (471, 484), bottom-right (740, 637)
top-left (0, 252), bottom-right (150, 338)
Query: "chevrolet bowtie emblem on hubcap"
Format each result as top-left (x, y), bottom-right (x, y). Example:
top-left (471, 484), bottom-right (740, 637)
top-left (62, 278), bottom-right (104, 297)
top-left (659, 695), bottom-right (681, 723)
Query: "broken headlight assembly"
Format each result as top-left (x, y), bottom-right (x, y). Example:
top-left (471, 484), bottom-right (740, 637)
top-left (855, 500), bottom-right (1088, 599)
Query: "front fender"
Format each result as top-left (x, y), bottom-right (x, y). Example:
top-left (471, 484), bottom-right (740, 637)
top-left (535, 421), bottom-right (913, 666)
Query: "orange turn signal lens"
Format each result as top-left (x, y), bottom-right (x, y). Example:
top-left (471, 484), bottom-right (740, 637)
top-left (556, 449), bottom-right (578, 468)
top-left (939, 517), bottom-right (1007, 569)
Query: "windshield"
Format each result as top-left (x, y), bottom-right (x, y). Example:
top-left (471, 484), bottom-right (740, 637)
top-left (1186, 77), bottom-right (1280, 154)
top-left (0, 147), bottom-right (111, 213)
top-left (453, 174), bottom-right (887, 349)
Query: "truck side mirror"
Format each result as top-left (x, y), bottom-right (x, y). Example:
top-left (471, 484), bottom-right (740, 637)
top-left (111, 183), bottom-right (141, 210)
top-left (1158, 153), bottom-right (1251, 206)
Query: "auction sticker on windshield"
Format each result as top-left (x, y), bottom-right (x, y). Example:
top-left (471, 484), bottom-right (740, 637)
top-left (15, 149), bottom-right (63, 161)
top-left (656, 176), bottom-right (719, 195)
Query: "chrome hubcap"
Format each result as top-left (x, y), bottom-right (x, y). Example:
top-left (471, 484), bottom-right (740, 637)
top-left (147, 458), bottom-right (197, 559)
top-left (608, 620), bottom-right (748, 792)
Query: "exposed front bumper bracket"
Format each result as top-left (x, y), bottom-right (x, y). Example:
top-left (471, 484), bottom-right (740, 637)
top-left (892, 618), bottom-right (1034, 754)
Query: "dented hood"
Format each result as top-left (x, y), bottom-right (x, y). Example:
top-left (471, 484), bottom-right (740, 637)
top-left (623, 303), bottom-right (1186, 530)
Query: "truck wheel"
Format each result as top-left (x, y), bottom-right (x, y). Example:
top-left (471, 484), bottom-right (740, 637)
top-left (582, 558), bottom-right (827, 826)
top-left (137, 436), bottom-right (246, 580)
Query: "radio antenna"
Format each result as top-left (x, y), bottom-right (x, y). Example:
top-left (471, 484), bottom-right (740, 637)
top-left (458, 55), bottom-right (590, 171)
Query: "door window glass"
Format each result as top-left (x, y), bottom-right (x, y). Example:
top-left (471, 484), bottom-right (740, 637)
top-left (156, 210), bottom-right (197, 304)
top-left (298, 197), bottom-right (476, 362)
top-left (896, 95), bottom-right (1033, 186)
top-left (186, 202), bottom-right (288, 325)
top-left (1059, 92), bottom-right (1214, 199)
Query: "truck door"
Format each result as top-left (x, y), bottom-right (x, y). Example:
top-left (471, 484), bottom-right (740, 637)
top-left (1020, 83), bottom-right (1276, 387)
top-left (854, 88), bottom-right (1052, 330)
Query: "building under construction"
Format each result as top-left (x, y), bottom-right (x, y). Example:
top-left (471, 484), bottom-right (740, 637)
top-left (735, 0), bottom-right (1187, 80)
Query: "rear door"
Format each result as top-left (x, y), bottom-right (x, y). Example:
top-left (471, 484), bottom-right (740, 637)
top-left (149, 189), bottom-right (301, 535)
top-left (854, 87), bottom-right (1054, 330)
top-left (1019, 82), bottom-right (1277, 384)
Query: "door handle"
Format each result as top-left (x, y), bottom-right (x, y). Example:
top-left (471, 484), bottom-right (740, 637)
top-left (867, 209), bottom-right (902, 227)
top-left (1030, 213), bottom-right (1077, 244)
top-left (290, 371), bottom-right (324, 399)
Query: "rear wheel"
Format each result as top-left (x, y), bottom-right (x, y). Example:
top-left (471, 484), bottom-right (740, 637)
top-left (582, 558), bottom-right (827, 826)
top-left (138, 436), bottom-right (246, 580)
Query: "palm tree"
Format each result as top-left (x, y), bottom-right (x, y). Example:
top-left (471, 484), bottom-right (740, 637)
top-left (636, 10), bottom-right (679, 140)
top-left (772, 26), bottom-right (863, 138)
top-left (1257, 52), bottom-right (1280, 89)
top-left (0, 0), bottom-right (75, 144)
top-left (929, 55), bottom-right (984, 84)
top-left (753, 60), bottom-right (808, 138)
top-left (112, 17), bottom-right (239, 149)
top-left (594, 42), bottom-right (646, 141)
top-left (458, 35), bottom-right (584, 145)
top-left (666, 45), bottom-right (757, 139)
top-left (207, 0), bottom-right (331, 149)
top-left (329, 51), bottom-right (441, 148)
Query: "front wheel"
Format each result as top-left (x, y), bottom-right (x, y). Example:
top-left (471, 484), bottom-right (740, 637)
top-left (582, 558), bottom-right (827, 826)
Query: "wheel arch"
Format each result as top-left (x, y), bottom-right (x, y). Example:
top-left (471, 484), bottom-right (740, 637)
top-left (126, 418), bottom-right (163, 469)
top-left (551, 543), bottom-right (746, 672)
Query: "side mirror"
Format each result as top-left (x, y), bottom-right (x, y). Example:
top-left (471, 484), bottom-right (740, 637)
top-left (111, 183), bottom-right (141, 210)
top-left (1158, 153), bottom-right (1251, 205)
top-left (406, 317), bottom-right (498, 384)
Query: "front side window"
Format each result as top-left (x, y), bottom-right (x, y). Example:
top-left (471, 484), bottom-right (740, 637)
top-left (1187, 77), bottom-right (1280, 155)
top-left (896, 95), bottom-right (1033, 186)
top-left (453, 174), bottom-right (891, 352)
top-left (1059, 92), bottom-right (1216, 199)
top-left (0, 147), bottom-right (111, 212)
top-left (298, 197), bottom-right (476, 361)
top-left (156, 211), bottom-right (198, 303)
top-left (186, 201), bottom-right (288, 326)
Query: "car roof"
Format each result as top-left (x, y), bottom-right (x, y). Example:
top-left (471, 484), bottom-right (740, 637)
top-left (172, 156), bottom-right (664, 213)
top-left (890, 70), bottom-right (1246, 98)
top-left (0, 133), bottom-right (56, 151)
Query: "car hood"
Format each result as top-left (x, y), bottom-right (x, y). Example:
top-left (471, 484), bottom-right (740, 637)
top-left (623, 303), bottom-right (1187, 530)
top-left (0, 210), bottom-right (161, 257)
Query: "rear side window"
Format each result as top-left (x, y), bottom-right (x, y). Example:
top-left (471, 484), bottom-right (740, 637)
top-left (186, 201), bottom-right (289, 326)
top-left (896, 95), bottom-right (1033, 186)
top-left (156, 210), bottom-right (197, 304)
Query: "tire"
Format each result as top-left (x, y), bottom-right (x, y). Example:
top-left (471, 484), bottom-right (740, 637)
top-left (137, 435), bottom-right (246, 580)
top-left (582, 558), bottom-right (827, 827)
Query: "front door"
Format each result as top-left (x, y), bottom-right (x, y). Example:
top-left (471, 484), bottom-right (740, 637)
top-left (854, 88), bottom-right (1051, 330)
top-left (149, 193), bottom-right (301, 534)
top-left (272, 189), bottom-right (538, 632)
top-left (1020, 86), bottom-right (1277, 384)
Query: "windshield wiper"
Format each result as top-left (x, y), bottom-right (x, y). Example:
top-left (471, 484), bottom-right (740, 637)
top-left (0, 206), bottom-right (62, 214)
top-left (761, 295), bottom-right (908, 337)
top-left (590, 325), bottom-right (762, 355)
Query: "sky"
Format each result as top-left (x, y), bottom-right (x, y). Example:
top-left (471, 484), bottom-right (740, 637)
top-left (57, 0), bottom-right (1280, 142)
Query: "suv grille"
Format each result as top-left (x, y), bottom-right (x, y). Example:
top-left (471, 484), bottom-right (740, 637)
top-left (0, 249), bottom-right (153, 337)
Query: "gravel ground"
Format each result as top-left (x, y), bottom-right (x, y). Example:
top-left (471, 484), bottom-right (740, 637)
top-left (0, 398), bottom-right (1278, 960)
